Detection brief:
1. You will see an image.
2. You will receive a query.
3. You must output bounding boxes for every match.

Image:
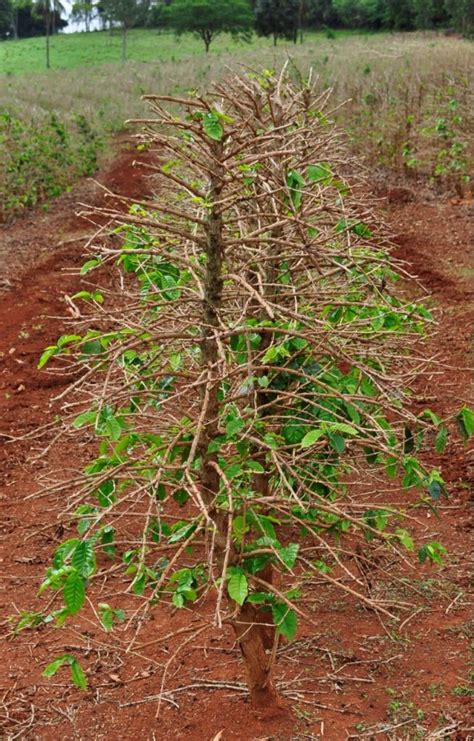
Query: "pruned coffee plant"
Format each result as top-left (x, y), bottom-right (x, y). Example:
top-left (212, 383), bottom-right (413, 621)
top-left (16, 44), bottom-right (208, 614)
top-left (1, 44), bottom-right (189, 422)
top-left (33, 67), bottom-right (473, 709)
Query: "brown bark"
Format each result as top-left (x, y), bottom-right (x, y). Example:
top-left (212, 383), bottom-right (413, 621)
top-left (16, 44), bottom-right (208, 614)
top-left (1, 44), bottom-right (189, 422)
top-left (198, 139), bottom-right (282, 711)
top-left (233, 602), bottom-right (281, 711)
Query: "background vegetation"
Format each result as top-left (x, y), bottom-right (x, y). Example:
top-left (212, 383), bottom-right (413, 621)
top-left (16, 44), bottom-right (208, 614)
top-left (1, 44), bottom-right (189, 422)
top-left (1, 31), bottom-right (472, 220)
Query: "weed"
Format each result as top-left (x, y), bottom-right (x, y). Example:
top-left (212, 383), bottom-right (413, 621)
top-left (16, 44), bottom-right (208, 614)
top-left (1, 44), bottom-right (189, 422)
top-left (452, 685), bottom-right (474, 697)
top-left (0, 111), bottom-right (103, 220)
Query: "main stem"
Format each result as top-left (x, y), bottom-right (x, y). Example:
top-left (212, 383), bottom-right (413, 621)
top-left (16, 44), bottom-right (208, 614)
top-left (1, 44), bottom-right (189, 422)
top-left (198, 140), bottom-right (280, 711)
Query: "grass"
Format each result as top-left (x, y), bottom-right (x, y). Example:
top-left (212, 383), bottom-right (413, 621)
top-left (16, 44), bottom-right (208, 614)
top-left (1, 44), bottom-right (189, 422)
top-left (0, 28), bottom-right (358, 76)
top-left (1, 30), bottom-right (473, 218)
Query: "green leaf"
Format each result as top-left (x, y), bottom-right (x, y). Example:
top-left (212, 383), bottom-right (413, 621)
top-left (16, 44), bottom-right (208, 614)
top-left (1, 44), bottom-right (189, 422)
top-left (435, 426), bottom-right (448, 454)
top-left (419, 409), bottom-right (441, 426)
top-left (173, 489), bottom-right (189, 505)
top-left (38, 346), bottom-right (58, 369)
top-left (247, 460), bottom-right (265, 473)
top-left (300, 428), bottom-right (325, 448)
top-left (327, 422), bottom-right (358, 436)
top-left (328, 433), bottom-right (345, 454)
top-left (282, 423), bottom-right (306, 445)
top-left (394, 528), bottom-right (414, 552)
top-left (72, 290), bottom-right (104, 304)
top-left (99, 604), bottom-right (114, 631)
top-left (72, 410), bottom-right (97, 429)
top-left (104, 416), bottom-right (122, 441)
top-left (53, 539), bottom-right (80, 569)
top-left (80, 258), bottom-right (101, 275)
top-left (457, 406), bottom-right (474, 439)
top-left (353, 222), bottom-right (373, 238)
top-left (427, 480), bottom-right (443, 501)
top-left (132, 572), bottom-right (146, 595)
top-left (247, 591), bottom-right (272, 604)
top-left (232, 515), bottom-right (250, 543)
top-left (81, 339), bottom-right (103, 355)
top-left (279, 543), bottom-right (299, 569)
top-left (70, 658), bottom-right (88, 690)
top-left (306, 162), bottom-right (332, 184)
top-left (63, 573), bottom-right (85, 614)
top-left (168, 521), bottom-right (196, 544)
top-left (271, 603), bottom-right (297, 640)
top-left (101, 526), bottom-right (116, 557)
top-left (203, 112), bottom-right (223, 141)
top-left (225, 417), bottom-right (245, 437)
top-left (72, 540), bottom-right (96, 578)
top-left (57, 334), bottom-right (82, 348)
top-left (42, 654), bottom-right (71, 678)
top-left (286, 169), bottom-right (305, 210)
top-left (227, 570), bottom-right (248, 606)
top-left (418, 541), bottom-right (447, 565)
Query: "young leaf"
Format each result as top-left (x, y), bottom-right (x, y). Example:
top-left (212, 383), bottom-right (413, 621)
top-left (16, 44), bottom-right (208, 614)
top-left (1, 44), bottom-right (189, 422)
top-left (42, 654), bottom-right (71, 678)
top-left (80, 258), bottom-right (101, 275)
top-left (38, 346), bottom-right (58, 369)
top-left (394, 528), bottom-right (414, 551)
top-left (227, 570), bottom-right (248, 606)
top-left (279, 543), bottom-right (299, 569)
top-left (72, 410), bottom-right (97, 429)
top-left (418, 541), bottom-right (447, 565)
top-left (435, 426), bottom-right (448, 454)
top-left (271, 603), bottom-right (297, 640)
top-left (168, 521), bottom-right (196, 544)
top-left (70, 658), bottom-right (88, 690)
top-left (306, 162), bottom-right (332, 183)
top-left (457, 406), bottom-right (474, 439)
top-left (203, 112), bottom-right (223, 141)
top-left (300, 428), bottom-right (324, 448)
top-left (104, 416), bottom-right (122, 441)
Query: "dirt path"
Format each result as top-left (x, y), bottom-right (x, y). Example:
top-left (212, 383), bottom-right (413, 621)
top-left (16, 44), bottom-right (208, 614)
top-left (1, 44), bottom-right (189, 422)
top-left (0, 150), bottom-right (473, 740)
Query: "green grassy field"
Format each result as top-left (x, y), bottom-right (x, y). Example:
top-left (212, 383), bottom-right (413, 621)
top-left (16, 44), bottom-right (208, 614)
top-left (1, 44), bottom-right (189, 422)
top-left (0, 28), bottom-right (360, 76)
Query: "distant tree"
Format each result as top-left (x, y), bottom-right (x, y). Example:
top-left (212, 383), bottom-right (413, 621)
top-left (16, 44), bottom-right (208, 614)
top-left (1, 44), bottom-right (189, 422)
top-left (0, 0), bottom-right (13, 37)
top-left (11, 0), bottom-right (64, 36)
top-left (306, 0), bottom-right (340, 28)
top-left (332, 0), bottom-right (385, 29)
top-left (167, 0), bottom-right (253, 52)
top-left (32, 0), bottom-right (67, 67)
top-left (147, 0), bottom-right (171, 29)
top-left (444, 0), bottom-right (474, 35)
top-left (410, 0), bottom-right (447, 28)
top-left (381, 0), bottom-right (414, 30)
top-left (101, 0), bottom-right (150, 60)
top-left (254, 0), bottom-right (300, 44)
top-left (71, 0), bottom-right (96, 31)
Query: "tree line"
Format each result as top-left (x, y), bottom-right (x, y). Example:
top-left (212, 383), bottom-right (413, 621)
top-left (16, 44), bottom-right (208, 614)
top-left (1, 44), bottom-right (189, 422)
top-left (1, 0), bottom-right (472, 50)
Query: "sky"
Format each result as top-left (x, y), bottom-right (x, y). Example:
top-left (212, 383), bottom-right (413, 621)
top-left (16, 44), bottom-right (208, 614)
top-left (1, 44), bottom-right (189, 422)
top-left (61, 0), bottom-right (102, 33)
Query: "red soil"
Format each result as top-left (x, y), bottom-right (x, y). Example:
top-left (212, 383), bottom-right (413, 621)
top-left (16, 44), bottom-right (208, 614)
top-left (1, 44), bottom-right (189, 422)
top-left (0, 144), bottom-right (473, 740)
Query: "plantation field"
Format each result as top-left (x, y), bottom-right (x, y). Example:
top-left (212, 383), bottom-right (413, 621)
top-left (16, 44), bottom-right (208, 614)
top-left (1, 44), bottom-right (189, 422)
top-left (0, 30), bottom-right (473, 740)
top-left (1, 32), bottom-right (473, 220)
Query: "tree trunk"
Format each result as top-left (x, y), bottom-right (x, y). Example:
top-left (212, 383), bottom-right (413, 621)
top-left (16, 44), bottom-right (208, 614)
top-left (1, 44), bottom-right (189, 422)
top-left (45, 9), bottom-right (51, 69)
top-left (12, 10), bottom-right (18, 39)
top-left (233, 602), bottom-right (281, 710)
top-left (198, 140), bottom-right (282, 713)
top-left (273, 34), bottom-right (277, 46)
top-left (121, 25), bottom-right (127, 62)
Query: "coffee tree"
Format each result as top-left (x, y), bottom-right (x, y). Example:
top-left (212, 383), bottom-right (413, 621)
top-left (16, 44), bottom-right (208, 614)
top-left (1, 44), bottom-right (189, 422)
top-left (36, 67), bottom-right (473, 710)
